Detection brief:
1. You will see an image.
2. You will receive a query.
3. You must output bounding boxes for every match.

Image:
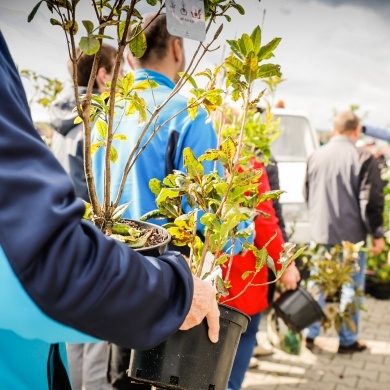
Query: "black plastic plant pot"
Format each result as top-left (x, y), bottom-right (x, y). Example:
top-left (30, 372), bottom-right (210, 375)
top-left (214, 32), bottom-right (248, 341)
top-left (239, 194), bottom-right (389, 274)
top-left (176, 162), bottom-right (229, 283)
top-left (370, 283), bottom-right (390, 300)
top-left (128, 220), bottom-right (171, 257)
top-left (273, 286), bottom-right (325, 333)
top-left (128, 303), bottom-right (250, 390)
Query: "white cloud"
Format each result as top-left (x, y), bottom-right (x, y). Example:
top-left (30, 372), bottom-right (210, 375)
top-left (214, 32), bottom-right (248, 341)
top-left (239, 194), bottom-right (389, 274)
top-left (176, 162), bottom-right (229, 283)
top-left (1, 0), bottom-right (389, 129)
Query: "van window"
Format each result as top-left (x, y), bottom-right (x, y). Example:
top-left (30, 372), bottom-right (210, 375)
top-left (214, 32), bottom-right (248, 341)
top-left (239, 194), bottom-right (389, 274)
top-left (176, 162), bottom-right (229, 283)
top-left (271, 114), bottom-right (317, 162)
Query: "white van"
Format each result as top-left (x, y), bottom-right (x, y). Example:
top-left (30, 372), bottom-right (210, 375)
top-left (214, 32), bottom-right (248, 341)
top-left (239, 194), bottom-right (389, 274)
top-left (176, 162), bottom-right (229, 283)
top-left (269, 108), bottom-right (319, 244)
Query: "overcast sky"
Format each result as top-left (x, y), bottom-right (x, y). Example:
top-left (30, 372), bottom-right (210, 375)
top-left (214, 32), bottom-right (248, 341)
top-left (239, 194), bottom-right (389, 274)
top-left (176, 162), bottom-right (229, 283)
top-left (1, 0), bottom-right (389, 130)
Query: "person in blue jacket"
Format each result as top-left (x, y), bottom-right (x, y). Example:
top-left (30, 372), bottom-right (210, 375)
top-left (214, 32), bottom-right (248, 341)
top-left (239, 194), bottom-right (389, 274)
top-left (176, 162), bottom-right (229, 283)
top-left (363, 124), bottom-right (390, 143)
top-left (92, 14), bottom-right (220, 223)
top-left (91, 12), bottom-right (223, 389)
top-left (0, 30), bottom-right (220, 390)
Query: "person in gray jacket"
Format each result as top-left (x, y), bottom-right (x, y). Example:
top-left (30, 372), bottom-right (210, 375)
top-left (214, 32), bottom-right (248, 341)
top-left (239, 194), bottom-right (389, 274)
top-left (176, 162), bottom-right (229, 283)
top-left (304, 110), bottom-right (385, 354)
top-left (50, 43), bottom-right (118, 201)
top-left (49, 44), bottom-right (119, 390)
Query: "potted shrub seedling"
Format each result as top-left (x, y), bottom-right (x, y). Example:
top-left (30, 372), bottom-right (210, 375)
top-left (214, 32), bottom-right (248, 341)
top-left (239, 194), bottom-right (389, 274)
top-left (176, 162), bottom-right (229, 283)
top-left (276, 241), bottom-right (365, 334)
top-left (128, 23), bottom-right (305, 390)
top-left (366, 166), bottom-right (390, 299)
top-left (28, 1), bottom-right (298, 388)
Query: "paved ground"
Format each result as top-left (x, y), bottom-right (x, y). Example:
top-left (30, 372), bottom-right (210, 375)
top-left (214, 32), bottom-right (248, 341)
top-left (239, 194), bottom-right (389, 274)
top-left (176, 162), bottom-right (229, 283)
top-left (243, 296), bottom-right (390, 390)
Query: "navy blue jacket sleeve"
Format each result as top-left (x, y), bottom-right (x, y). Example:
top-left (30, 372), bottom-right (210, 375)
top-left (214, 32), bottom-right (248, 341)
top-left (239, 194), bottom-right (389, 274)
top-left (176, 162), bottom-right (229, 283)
top-left (0, 31), bottom-right (193, 350)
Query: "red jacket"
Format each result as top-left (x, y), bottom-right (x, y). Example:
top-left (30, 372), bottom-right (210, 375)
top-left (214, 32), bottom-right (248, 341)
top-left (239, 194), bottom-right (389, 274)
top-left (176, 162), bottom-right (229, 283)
top-left (220, 158), bottom-right (285, 315)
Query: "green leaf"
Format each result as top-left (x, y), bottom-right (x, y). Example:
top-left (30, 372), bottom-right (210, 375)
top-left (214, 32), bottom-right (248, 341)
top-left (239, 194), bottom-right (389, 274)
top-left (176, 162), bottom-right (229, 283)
top-left (250, 26), bottom-right (262, 55)
top-left (28, 1), bottom-right (43, 23)
top-left (125, 101), bottom-right (137, 116)
top-left (149, 178), bottom-right (162, 196)
top-left (50, 18), bottom-right (62, 27)
top-left (238, 34), bottom-right (253, 56)
top-left (74, 116), bottom-right (83, 124)
top-left (224, 55), bottom-right (243, 73)
top-left (100, 91), bottom-right (110, 101)
top-left (91, 141), bottom-right (104, 156)
top-left (82, 20), bottom-right (94, 34)
top-left (216, 275), bottom-right (230, 297)
top-left (258, 37), bottom-right (282, 60)
top-left (110, 145), bottom-right (118, 163)
top-left (183, 148), bottom-right (204, 182)
top-left (137, 104), bottom-right (147, 125)
top-left (118, 20), bottom-right (127, 41)
top-left (133, 79), bottom-right (159, 91)
top-left (199, 149), bottom-right (221, 162)
top-left (130, 30), bottom-right (147, 58)
top-left (232, 3), bottom-right (245, 15)
top-left (226, 40), bottom-right (243, 60)
top-left (95, 120), bottom-right (108, 139)
top-left (243, 51), bottom-right (258, 84)
top-left (113, 134), bottom-right (127, 141)
top-left (79, 36), bottom-right (100, 55)
top-left (200, 213), bottom-right (219, 230)
top-left (257, 63), bottom-right (282, 79)
top-left (258, 190), bottom-right (284, 203)
top-left (221, 137), bottom-right (236, 160)
top-left (146, 0), bottom-right (159, 5)
top-left (122, 72), bottom-right (134, 95)
top-left (216, 254), bottom-right (229, 265)
top-left (82, 201), bottom-right (92, 220)
top-left (139, 209), bottom-right (167, 221)
top-left (156, 188), bottom-right (182, 204)
top-left (179, 72), bottom-right (197, 88)
top-left (187, 97), bottom-right (198, 120)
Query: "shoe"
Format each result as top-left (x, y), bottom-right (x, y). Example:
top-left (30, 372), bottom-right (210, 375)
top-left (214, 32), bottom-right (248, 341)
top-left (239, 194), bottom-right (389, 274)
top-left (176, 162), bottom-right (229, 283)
top-left (253, 344), bottom-right (273, 357)
top-left (337, 340), bottom-right (367, 354)
top-left (248, 357), bottom-right (259, 369)
top-left (305, 337), bottom-right (315, 351)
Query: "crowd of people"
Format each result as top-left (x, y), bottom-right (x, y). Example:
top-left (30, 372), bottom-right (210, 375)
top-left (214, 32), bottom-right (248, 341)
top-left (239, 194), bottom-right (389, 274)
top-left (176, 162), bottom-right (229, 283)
top-left (1, 8), bottom-right (389, 390)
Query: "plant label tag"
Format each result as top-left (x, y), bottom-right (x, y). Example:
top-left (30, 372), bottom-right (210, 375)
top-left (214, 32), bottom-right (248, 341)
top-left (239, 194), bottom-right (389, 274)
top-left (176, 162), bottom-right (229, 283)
top-left (166, 0), bottom-right (206, 42)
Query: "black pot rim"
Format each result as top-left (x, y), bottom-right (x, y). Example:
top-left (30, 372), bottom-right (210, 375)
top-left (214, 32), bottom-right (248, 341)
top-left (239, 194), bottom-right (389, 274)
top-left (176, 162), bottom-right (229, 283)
top-left (122, 219), bottom-right (171, 253)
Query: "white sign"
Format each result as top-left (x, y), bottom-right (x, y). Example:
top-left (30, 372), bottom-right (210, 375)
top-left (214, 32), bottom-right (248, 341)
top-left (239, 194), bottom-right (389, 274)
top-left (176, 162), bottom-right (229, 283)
top-left (166, 0), bottom-right (206, 42)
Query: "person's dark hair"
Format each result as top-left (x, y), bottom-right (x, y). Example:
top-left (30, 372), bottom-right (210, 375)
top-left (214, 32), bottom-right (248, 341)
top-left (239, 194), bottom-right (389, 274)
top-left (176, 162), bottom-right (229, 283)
top-left (67, 43), bottom-right (117, 89)
top-left (133, 13), bottom-right (181, 66)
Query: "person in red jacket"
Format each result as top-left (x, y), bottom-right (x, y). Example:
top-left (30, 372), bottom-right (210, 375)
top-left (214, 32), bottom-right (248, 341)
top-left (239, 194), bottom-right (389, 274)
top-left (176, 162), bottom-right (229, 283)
top-left (220, 157), bottom-right (300, 390)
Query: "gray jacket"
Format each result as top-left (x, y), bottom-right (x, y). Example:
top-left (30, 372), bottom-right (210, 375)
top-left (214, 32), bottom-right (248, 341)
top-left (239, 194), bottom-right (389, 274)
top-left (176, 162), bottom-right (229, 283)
top-left (49, 85), bottom-right (89, 201)
top-left (304, 135), bottom-right (384, 245)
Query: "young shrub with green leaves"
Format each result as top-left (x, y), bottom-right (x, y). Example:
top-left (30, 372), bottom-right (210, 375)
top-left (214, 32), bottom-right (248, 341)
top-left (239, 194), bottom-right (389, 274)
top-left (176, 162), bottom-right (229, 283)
top-left (28, 0), bottom-right (249, 234)
top-left (145, 25), bottom-right (302, 297)
top-left (298, 241), bottom-right (365, 332)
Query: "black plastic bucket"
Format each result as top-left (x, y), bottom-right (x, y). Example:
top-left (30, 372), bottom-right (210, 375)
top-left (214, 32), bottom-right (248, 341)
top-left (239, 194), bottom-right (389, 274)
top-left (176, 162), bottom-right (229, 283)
top-left (273, 286), bottom-right (325, 333)
top-left (128, 303), bottom-right (250, 390)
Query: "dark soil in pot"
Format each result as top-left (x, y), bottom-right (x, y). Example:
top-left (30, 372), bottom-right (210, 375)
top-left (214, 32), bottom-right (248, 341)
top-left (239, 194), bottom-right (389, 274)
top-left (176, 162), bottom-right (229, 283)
top-left (120, 219), bottom-right (171, 257)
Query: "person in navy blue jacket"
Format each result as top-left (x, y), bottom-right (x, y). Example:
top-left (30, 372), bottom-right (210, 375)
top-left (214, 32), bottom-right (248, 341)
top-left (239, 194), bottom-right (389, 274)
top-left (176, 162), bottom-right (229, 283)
top-left (0, 31), bottom-right (219, 390)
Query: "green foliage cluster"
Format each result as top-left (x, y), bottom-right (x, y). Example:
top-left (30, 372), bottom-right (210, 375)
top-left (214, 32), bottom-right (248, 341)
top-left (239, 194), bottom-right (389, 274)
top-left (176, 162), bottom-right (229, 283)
top-left (367, 166), bottom-right (390, 284)
top-left (20, 69), bottom-right (63, 109)
top-left (28, 1), bottom-right (300, 298)
top-left (145, 25), bottom-right (302, 296)
top-left (299, 241), bottom-right (365, 333)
